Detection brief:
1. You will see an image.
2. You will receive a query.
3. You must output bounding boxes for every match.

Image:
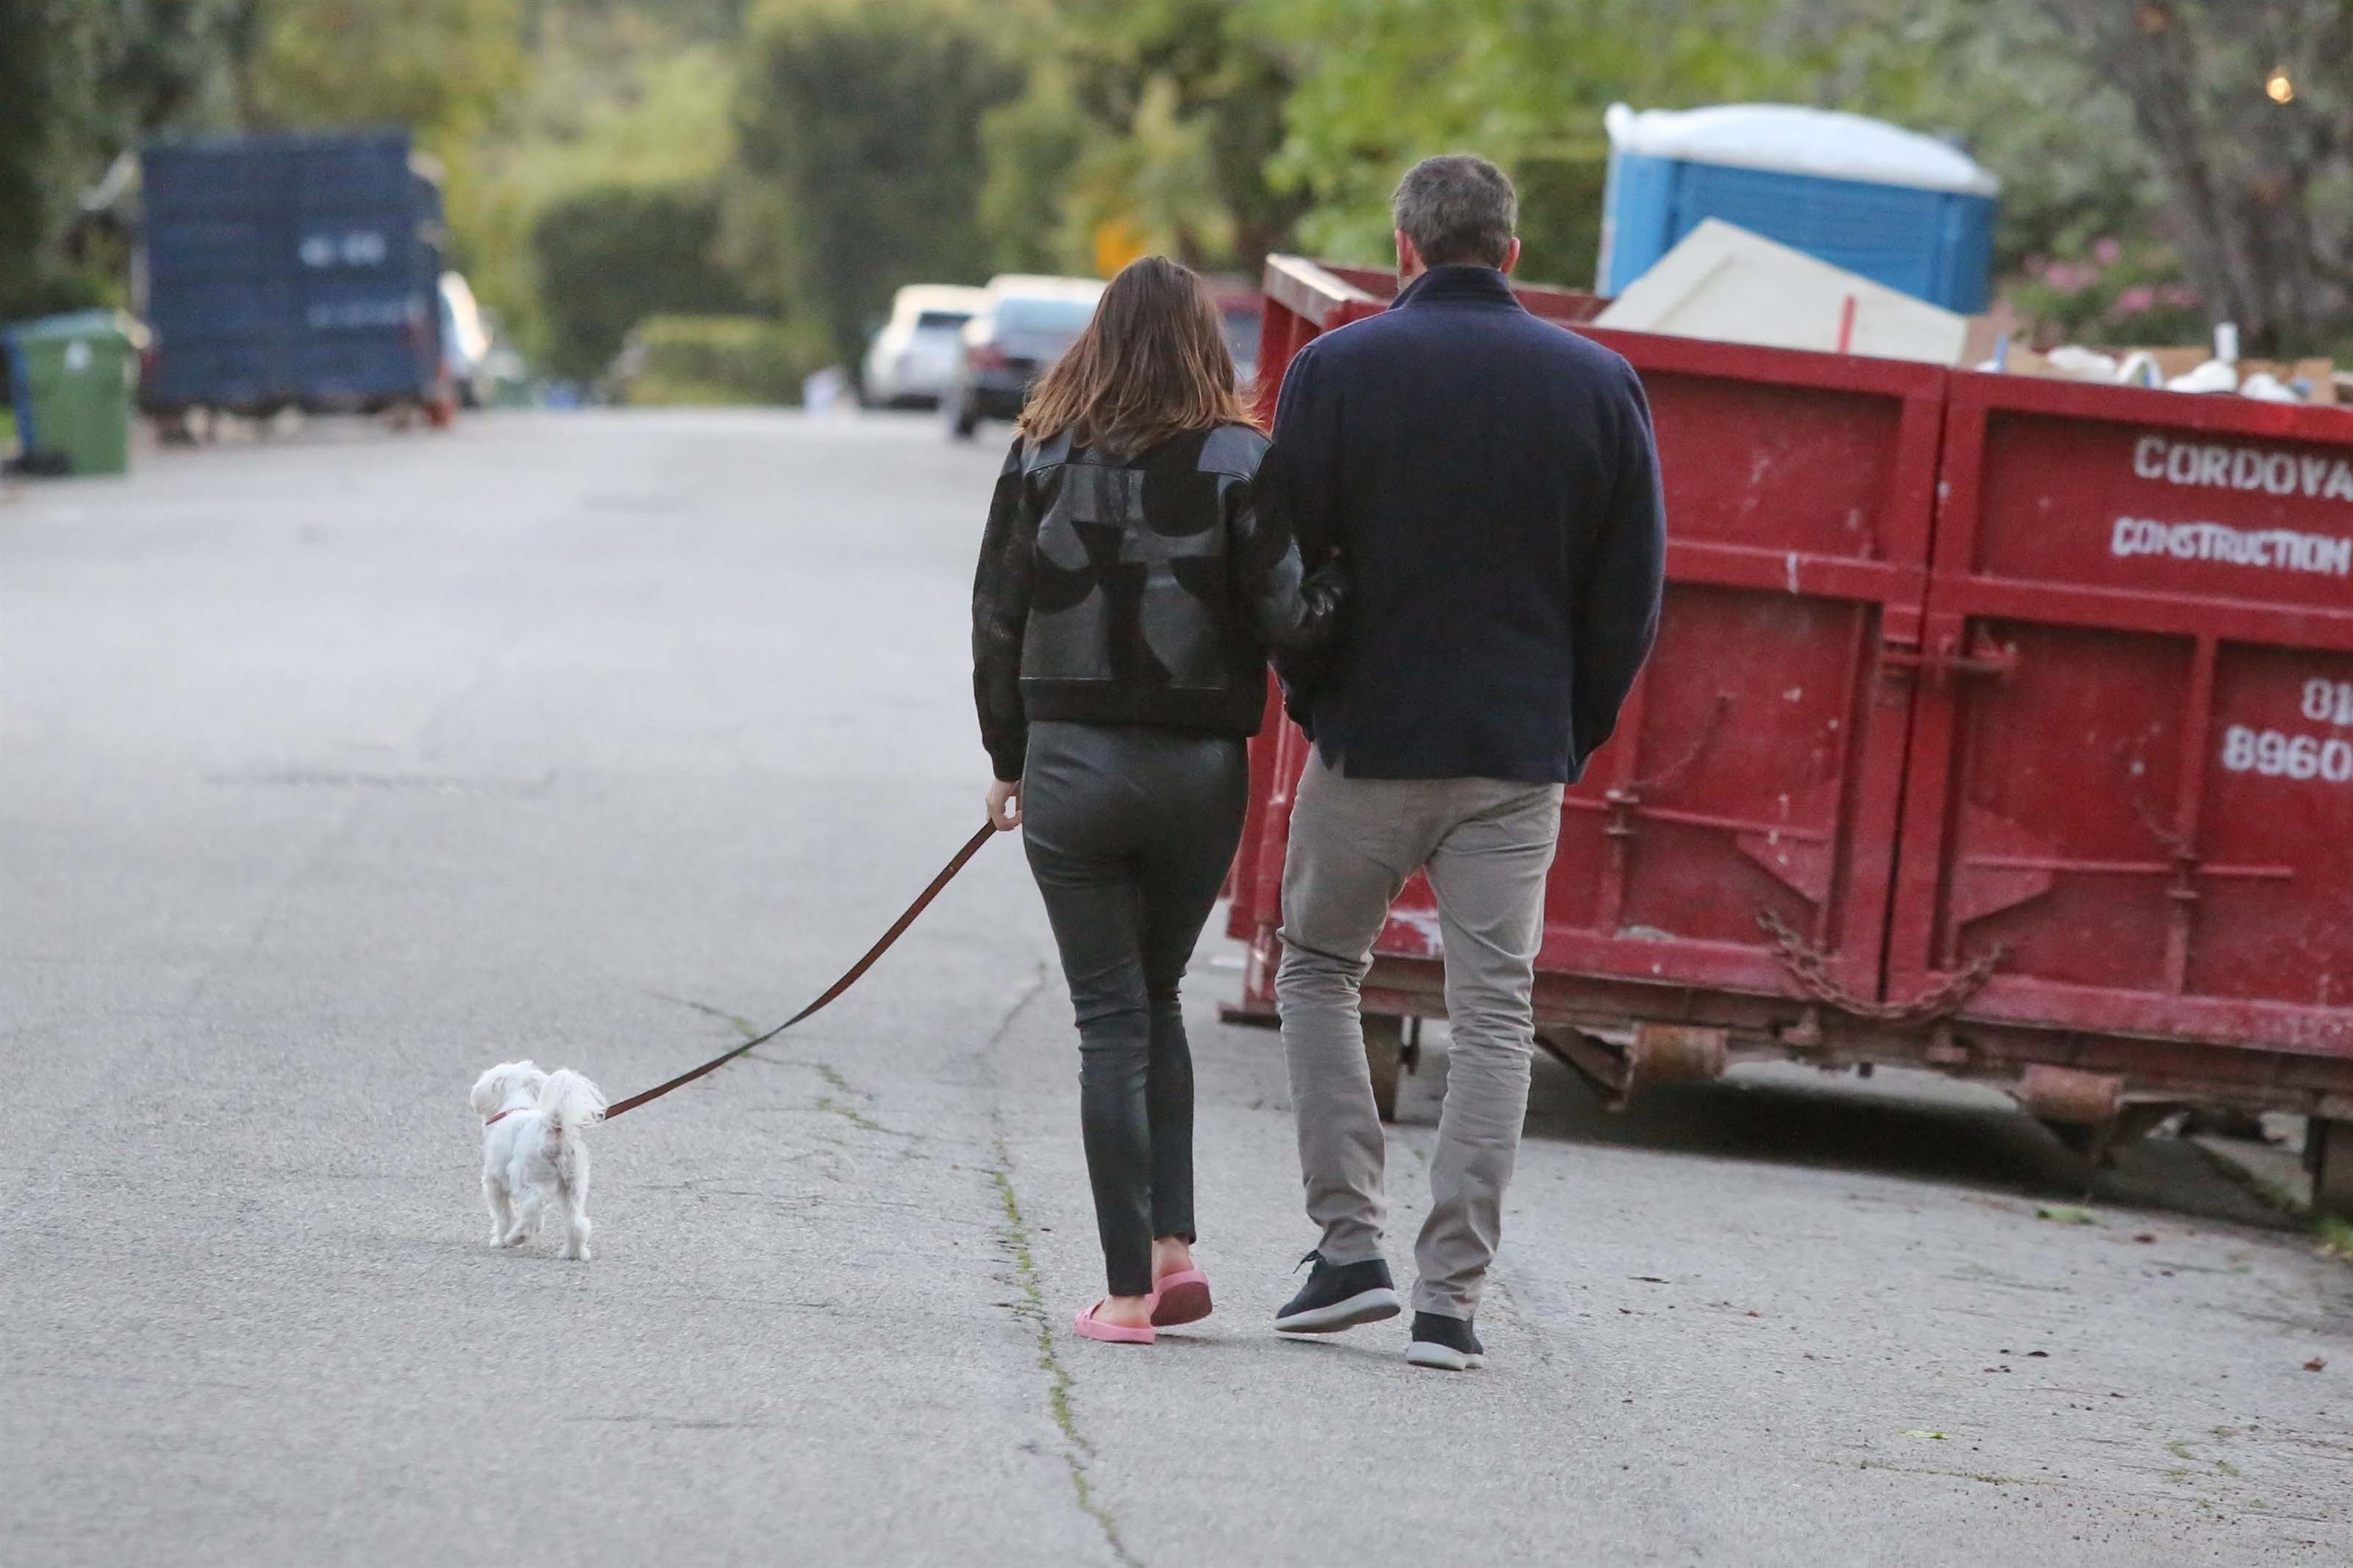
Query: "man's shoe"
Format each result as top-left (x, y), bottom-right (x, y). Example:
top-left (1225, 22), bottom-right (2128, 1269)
top-left (1405, 1311), bottom-right (1484, 1371)
top-left (1273, 1250), bottom-right (1402, 1334)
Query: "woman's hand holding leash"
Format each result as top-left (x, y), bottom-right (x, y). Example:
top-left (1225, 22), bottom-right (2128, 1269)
top-left (986, 778), bottom-right (1023, 832)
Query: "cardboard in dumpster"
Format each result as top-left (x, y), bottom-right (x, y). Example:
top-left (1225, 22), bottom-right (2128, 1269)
top-left (1593, 218), bottom-right (1968, 365)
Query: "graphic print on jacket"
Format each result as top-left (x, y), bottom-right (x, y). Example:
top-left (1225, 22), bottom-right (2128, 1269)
top-left (972, 423), bottom-right (1346, 782)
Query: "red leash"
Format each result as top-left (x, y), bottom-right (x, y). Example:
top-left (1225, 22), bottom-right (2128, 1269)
top-left (602, 822), bottom-right (999, 1122)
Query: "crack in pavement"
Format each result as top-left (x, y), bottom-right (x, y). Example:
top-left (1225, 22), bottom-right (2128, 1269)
top-left (976, 970), bottom-right (1139, 1567)
top-left (990, 1142), bottom-right (1138, 1568)
top-left (664, 973), bottom-right (1129, 1557)
top-left (649, 992), bottom-right (763, 1039)
top-left (815, 1095), bottom-right (915, 1139)
top-left (650, 992), bottom-right (914, 1134)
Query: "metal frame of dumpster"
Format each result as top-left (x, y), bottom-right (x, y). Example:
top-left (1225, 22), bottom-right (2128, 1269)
top-left (1226, 256), bottom-right (2353, 1206)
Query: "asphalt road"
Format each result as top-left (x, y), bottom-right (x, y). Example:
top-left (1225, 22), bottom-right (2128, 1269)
top-left (4, 410), bottom-right (2348, 1567)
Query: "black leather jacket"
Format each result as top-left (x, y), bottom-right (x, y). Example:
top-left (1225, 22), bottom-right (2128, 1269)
top-left (971, 423), bottom-right (1346, 781)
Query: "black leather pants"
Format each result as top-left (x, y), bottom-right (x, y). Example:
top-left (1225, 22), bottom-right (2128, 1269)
top-left (1020, 720), bottom-right (1250, 1297)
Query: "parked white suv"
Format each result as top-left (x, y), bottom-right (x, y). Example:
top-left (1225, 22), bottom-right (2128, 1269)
top-left (862, 284), bottom-right (990, 409)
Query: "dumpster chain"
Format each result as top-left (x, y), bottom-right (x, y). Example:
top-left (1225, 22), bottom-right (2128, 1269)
top-left (1756, 907), bottom-right (2003, 1024)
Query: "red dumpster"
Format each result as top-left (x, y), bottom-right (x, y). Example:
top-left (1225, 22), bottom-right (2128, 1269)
top-left (1226, 256), bottom-right (2353, 1214)
top-left (1890, 372), bottom-right (2353, 1192)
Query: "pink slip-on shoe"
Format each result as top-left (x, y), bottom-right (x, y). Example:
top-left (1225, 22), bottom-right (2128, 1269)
top-left (1149, 1268), bottom-right (1212, 1327)
top-left (1073, 1300), bottom-right (1155, 1345)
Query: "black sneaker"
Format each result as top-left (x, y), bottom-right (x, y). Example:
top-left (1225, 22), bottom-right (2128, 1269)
top-left (1405, 1311), bottom-right (1484, 1371)
top-left (1273, 1250), bottom-right (1402, 1334)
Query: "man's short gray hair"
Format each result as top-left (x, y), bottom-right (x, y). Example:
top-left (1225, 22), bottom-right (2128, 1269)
top-left (1391, 154), bottom-right (1518, 269)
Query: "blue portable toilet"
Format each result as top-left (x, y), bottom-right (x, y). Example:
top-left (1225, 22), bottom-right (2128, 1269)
top-left (1599, 104), bottom-right (1999, 314)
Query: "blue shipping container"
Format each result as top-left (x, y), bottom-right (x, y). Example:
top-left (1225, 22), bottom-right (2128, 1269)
top-left (140, 130), bottom-right (445, 413)
top-left (1599, 104), bottom-right (1999, 315)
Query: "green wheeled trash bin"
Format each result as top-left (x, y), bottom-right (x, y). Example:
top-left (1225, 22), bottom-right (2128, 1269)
top-left (4, 311), bottom-right (146, 477)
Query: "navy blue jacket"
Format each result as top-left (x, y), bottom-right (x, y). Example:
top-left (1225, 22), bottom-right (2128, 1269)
top-left (1265, 264), bottom-right (1666, 783)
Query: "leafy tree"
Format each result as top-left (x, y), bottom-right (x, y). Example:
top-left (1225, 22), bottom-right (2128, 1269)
top-left (2022, 0), bottom-right (2353, 356)
top-left (978, 0), bottom-right (1307, 277)
top-left (467, 17), bottom-right (740, 357)
top-left (531, 183), bottom-right (751, 379)
top-left (729, 0), bottom-right (1026, 368)
top-left (977, 62), bottom-right (1091, 275)
top-left (238, 0), bottom-right (524, 146)
top-left (1, 0), bottom-right (254, 320)
top-left (0, 0), bottom-right (88, 319)
top-left (1252, 0), bottom-right (1843, 283)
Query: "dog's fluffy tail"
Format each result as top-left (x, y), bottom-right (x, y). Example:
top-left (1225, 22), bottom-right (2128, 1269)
top-left (538, 1069), bottom-right (606, 1198)
top-left (536, 1068), bottom-right (607, 1164)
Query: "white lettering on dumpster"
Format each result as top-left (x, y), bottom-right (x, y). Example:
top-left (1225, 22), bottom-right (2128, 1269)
top-left (2221, 726), bottom-right (2353, 784)
top-left (2110, 515), bottom-right (2353, 577)
top-left (2304, 679), bottom-right (2353, 727)
top-left (2135, 434), bottom-right (2353, 504)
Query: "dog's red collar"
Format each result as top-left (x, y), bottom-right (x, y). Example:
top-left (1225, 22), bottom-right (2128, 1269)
top-left (484, 1106), bottom-right (526, 1126)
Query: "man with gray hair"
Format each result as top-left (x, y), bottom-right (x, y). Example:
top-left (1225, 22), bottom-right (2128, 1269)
top-left (1262, 154), bottom-right (1665, 1370)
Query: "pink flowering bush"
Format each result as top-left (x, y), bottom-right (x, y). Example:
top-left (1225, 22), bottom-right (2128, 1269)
top-left (2004, 233), bottom-right (2206, 348)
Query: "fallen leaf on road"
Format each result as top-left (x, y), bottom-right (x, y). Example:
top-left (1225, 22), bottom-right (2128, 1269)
top-left (1631, 1275), bottom-right (1668, 1284)
top-left (2027, 1350), bottom-right (2050, 1358)
top-left (1902, 1430), bottom-right (1949, 1441)
top-left (2133, 1234), bottom-right (2156, 1243)
top-left (2036, 1204), bottom-right (2097, 1224)
top-left (2304, 1356), bottom-right (2327, 1372)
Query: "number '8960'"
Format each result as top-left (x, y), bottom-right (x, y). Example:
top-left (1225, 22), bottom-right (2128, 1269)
top-left (2222, 726), bottom-right (2353, 781)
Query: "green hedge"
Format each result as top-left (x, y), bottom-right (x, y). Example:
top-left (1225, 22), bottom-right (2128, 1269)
top-left (617, 314), bottom-right (833, 407)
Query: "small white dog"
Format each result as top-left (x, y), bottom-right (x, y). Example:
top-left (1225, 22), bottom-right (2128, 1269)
top-left (470, 1059), bottom-right (607, 1260)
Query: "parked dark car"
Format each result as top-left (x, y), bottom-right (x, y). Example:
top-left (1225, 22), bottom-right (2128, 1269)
top-left (943, 275), bottom-right (1104, 440)
top-left (139, 129), bottom-right (450, 427)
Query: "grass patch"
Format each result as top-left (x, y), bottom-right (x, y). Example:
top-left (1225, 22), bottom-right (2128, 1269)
top-left (2188, 1139), bottom-right (2353, 1270)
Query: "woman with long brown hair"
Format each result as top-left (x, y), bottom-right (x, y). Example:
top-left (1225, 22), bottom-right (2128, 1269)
top-left (972, 255), bottom-right (1344, 1344)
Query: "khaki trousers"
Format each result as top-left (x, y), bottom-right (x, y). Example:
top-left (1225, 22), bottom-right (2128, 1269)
top-left (1276, 752), bottom-right (1563, 1318)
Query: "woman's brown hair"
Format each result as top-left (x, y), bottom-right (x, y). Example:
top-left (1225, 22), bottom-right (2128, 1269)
top-left (1018, 255), bottom-right (1258, 455)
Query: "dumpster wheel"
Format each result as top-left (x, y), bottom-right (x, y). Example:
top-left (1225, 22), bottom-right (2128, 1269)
top-left (2310, 1117), bottom-right (2353, 1220)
